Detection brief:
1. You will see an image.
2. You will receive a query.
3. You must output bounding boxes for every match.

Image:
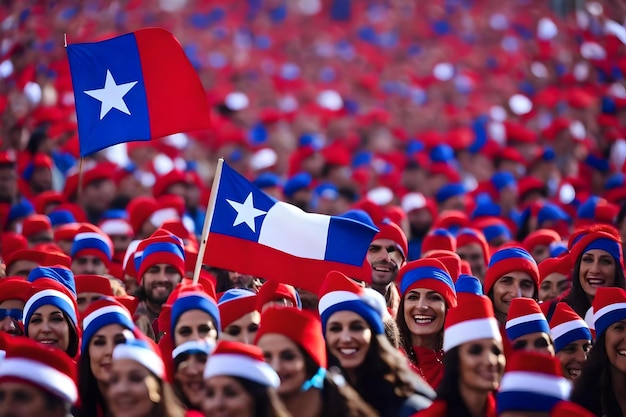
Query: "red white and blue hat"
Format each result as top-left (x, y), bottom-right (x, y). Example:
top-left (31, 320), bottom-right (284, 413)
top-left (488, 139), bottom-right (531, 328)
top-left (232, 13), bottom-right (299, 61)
top-left (549, 303), bottom-right (592, 353)
top-left (70, 228), bottom-right (113, 266)
top-left (27, 265), bottom-right (77, 297)
top-left (318, 270), bottom-right (385, 335)
top-left (497, 351), bottom-right (571, 414)
top-left (172, 286), bottom-right (220, 336)
top-left (484, 246), bottom-right (539, 295)
top-left (592, 287), bottom-right (626, 337)
top-left (217, 289), bottom-right (257, 330)
top-left (24, 278), bottom-right (78, 329)
top-left (397, 258), bottom-right (457, 307)
top-left (203, 340), bottom-right (280, 388)
top-left (172, 339), bottom-right (216, 360)
top-left (81, 297), bottom-right (135, 354)
top-left (443, 293), bottom-right (500, 351)
top-left (113, 330), bottom-right (165, 379)
top-left (136, 231), bottom-right (185, 281)
top-left (505, 298), bottom-right (550, 341)
top-left (0, 336), bottom-right (78, 404)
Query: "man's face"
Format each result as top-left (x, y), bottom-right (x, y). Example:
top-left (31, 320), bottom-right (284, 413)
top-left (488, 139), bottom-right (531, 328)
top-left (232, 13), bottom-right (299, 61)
top-left (141, 263), bottom-right (182, 306)
top-left (71, 255), bottom-right (108, 275)
top-left (76, 291), bottom-right (105, 314)
top-left (29, 167), bottom-right (52, 194)
top-left (0, 381), bottom-right (65, 417)
top-left (80, 179), bottom-right (116, 212)
top-left (456, 243), bottom-right (487, 281)
top-left (110, 234), bottom-right (133, 255)
top-left (6, 260), bottom-right (38, 278)
top-left (366, 238), bottom-right (405, 287)
top-left (0, 166), bottom-right (17, 203)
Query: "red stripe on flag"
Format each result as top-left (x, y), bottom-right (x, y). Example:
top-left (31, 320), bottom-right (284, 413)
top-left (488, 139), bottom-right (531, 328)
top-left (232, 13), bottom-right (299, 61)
top-left (204, 233), bottom-right (371, 294)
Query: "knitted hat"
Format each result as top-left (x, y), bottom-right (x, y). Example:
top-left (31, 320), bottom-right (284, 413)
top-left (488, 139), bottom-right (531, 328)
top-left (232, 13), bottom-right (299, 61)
top-left (0, 336), bottom-right (78, 404)
top-left (443, 293), bottom-right (500, 351)
top-left (127, 196), bottom-right (159, 235)
top-left (484, 247), bottom-right (539, 295)
top-left (497, 351), bottom-right (571, 414)
top-left (422, 228), bottom-right (456, 254)
top-left (256, 281), bottom-right (301, 311)
top-left (505, 298), bottom-right (550, 341)
top-left (27, 266), bottom-right (77, 297)
top-left (538, 255), bottom-right (572, 283)
top-left (455, 274), bottom-right (483, 296)
top-left (456, 228), bottom-right (490, 267)
top-left (549, 303), bottom-right (592, 353)
top-left (569, 231), bottom-right (624, 270)
top-left (136, 231), bottom-right (185, 282)
top-left (372, 219), bottom-right (408, 260)
top-left (425, 250), bottom-right (462, 282)
top-left (113, 331), bottom-right (165, 379)
top-left (172, 339), bottom-right (215, 361)
top-left (4, 249), bottom-right (47, 272)
top-left (522, 229), bottom-right (562, 253)
top-left (592, 287), bottom-right (626, 337)
top-left (203, 340), bottom-right (280, 388)
top-left (217, 289), bottom-right (257, 330)
top-left (21, 214), bottom-right (52, 239)
top-left (397, 259), bottom-right (457, 308)
top-left (24, 278), bottom-right (79, 330)
top-left (256, 307), bottom-right (327, 368)
top-left (81, 297), bottom-right (135, 353)
top-left (318, 270), bottom-right (385, 335)
top-left (171, 286), bottom-right (221, 336)
top-left (70, 228), bottom-right (113, 266)
top-left (0, 278), bottom-right (32, 304)
top-left (75, 274), bottom-right (113, 297)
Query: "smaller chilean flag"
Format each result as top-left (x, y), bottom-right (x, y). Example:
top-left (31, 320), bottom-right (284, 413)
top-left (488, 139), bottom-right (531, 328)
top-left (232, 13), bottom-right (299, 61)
top-left (203, 161), bottom-right (378, 293)
top-left (66, 28), bottom-right (210, 157)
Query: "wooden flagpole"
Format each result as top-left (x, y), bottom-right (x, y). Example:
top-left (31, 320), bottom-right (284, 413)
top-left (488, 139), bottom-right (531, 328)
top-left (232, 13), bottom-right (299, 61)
top-left (192, 158), bottom-right (224, 284)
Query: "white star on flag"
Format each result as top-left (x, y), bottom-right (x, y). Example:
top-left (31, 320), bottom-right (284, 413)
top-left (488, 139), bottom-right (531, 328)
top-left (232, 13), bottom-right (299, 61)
top-left (227, 192), bottom-right (267, 233)
top-left (84, 69), bottom-right (138, 120)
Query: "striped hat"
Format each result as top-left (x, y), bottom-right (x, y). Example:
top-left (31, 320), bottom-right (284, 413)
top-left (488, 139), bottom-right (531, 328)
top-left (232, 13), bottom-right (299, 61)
top-left (497, 351), bottom-right (571, 414)
top-left (443, 293), bottom-right (500, 351)
top-left (81, 297), bottom-right (135, 353)
top-left (172, 286), bottom-right (221, 336)
top-left (0, 337), bottom-right (77, 404)
top-left (172, 339), bottom-right (215, 361)
top-left (318, 270), bottom-right (385, 335)
top-left (549, 303), bottom-right (592, 353)
top-left (397, 258), bottom-right (457, 308)
top-left (203, 340), bottom-right (280, 388)
top-left (592, 287), bottom-right (626, 337)
top-left (484, 247), bottom-right (539, 295)
top-left (27, 266), bottom-right (76, 297)
top-left (570, 230), bottom-right (624, 270)
top-left (70, 227), bottom-right (113, 266)
top-left (113, 330), bottom-right (165, 379)
top-left (24, 278), bottom-right (78, 329)
top-left (505, 298), bottom-right (550, 341)
top-left (136, 231), bottom-right (185, 283)
top-left (217, 289), bottom-right (256, 330)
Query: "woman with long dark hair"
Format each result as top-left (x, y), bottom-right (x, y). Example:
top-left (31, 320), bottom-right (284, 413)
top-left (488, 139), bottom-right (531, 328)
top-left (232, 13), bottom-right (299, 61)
top-left (172, 339), bottom-right (213, 411)
top-left (318, 270), bottom-right (435, 416)
top-left (414, 293), bottom-right (504, 417)
top-left (256, 306), bottom-right (378, 417)
top-left (571, 287), bottom-right (626, 416)
top-left (202, 340), bottom-right (290, 417)
top-left (77, 297), bottom-right (136, 417)
top-left (395, 259), bottom-right (458, 388)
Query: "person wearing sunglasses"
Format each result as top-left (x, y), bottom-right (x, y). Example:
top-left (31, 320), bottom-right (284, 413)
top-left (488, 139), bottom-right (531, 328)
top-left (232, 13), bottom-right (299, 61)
top-left (218, 289), bottom-right (260, 345)
top-left (0, 278), bottom-right (31, 336)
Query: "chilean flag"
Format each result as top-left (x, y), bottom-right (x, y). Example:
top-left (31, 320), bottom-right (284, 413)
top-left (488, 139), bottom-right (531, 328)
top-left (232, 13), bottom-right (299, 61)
top-left (66, 28), bottom-right (210, 157)
top-left (203, 161), bottom-right (378, 294)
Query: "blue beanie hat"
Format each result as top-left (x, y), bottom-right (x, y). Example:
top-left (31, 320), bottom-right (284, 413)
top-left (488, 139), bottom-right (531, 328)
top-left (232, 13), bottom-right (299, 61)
top-left (455, 274), bottom-right (483, 296)
top-left (27, 266), bottom-right (77, 297)
top-left (81, 297), bottom-right (135, 353)
top-left (171, 289), bottom-right (221, 337)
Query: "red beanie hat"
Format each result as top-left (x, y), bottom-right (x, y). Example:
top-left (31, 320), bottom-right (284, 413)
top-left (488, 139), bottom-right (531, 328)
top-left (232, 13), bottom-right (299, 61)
top-left (425, 250), bottom-right (462, 282)
top-left (256, 281), bottom-right (301, 312)
top-left (372, 219), bottom-right (408, 260)
top-left (422, 228), bottom-right (456, 255)
top-left (522, 229), bottom-right (562, 253)
top-left (484, 247), bottom-right (539, 295)
top-left (538, 255), bottom-right (572, 283)
top-left (456, 228), bottom-right (490, 267)
top-left (22, 214), bottom-right (52, 239)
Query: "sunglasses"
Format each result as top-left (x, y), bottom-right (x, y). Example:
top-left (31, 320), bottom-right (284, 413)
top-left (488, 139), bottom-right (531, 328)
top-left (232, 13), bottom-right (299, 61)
top-left (0, 309), bottom-right (23, 321)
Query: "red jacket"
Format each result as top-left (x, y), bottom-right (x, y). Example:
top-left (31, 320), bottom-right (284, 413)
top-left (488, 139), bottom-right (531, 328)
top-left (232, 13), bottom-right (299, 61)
top-left (411, 393), bottom-right (497, 417)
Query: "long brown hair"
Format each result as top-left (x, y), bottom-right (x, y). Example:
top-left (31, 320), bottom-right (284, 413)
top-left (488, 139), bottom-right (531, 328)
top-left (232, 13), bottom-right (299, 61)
top-left (396, 295), bottom-right (444, 367)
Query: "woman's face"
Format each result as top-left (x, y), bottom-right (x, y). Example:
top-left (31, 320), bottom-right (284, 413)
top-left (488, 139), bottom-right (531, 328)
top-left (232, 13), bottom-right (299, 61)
top-left (89, 324), bottom-right (127, 384)
top-left (174, 310), bottom-right (218, 347)
top-left (325, 311), bottom-right (372, 370)
top-left (510, 332), bottom-right (555, 357)
top-left (491, 272), bottom-right (535, 317)
top-left (604, 319), bottom-right (626, 374)
top-left (403, 288), bottom-right (446, 342)
top-left (257, 333), bottom-right (307, 396)
top-left (538, 273), bottom-right (570, 302)
top-left (556, 339), bottom-right (592, 380)
top-left (458, 338), bottom-right (505, 392)
top-left (175, 353), bottom-right (207, 408)
top-left (27, 305), bottom-right (70, 353)
top-left (221, 311), bottom-right (261, 345)
top-left (202, 376), bottom-right (254, 417)
top-left (108, 359), bottom-right (159, 417)
top-left (579, 249), bottom-right (616, 298)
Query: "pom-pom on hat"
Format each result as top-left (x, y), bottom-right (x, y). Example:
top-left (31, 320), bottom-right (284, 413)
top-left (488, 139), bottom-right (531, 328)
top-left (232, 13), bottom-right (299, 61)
top-left (549, 303), bottom-right (592, 353)
top-left (113, 330), bottom-right (165, 379)
top-left (171, 285), bottom-right (221, 336)
top-left (592, 287), bottom-right (626, 337)
top-left (217, 289), bottom-right (257, 331)
top-left (81, 297), bottom-right (135, 353)
top-left (455, 274), bottom-right (483, 296)
top-left (372, 219), bottom-right (408, 260)
top-left (505, 298), bottom-right (550, 341)
top-left (0, 336), bottom-right (78, 404)
top-left (396, 259), bottom-right (457, 308)
top-left (203, 340), bottom-right (280, 388)
top-left (422, 228), bottom-right (456, 254)
top-left (318, 270), bottom-right (385, 335)
top-left (483, 247), bottom-right (539, 295)
top-left (256, 281), bottom-right (301, 311)
top-left (443, 293), bottom-right (500, 351)
top-left (70, 227), bottom-right (113, 266)
top-left (256, 306), bottom-right (327, 369)
top-left (497, 351), bottom-right (571, 414)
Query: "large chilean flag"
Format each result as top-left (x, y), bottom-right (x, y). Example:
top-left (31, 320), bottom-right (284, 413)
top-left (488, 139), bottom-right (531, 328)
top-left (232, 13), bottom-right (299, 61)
top-left (203, 162), bottom-right (378, 294)
top-left (66, 28), bottom-right (210, 157)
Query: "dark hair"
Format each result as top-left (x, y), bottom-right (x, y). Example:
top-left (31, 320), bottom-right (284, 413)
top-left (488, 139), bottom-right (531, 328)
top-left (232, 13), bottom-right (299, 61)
top-left (77, 347), bottom-right (108, 417)
top-left (396, 295), bottom-right (444, 367)
top-left (26, 311), bottom-right (79, 358)
top-left (487, 283), bottom-right (539, 327)
top-left (563, 255), bottom-right (626, 319)
top-left (172, 352), bottom-right (208, 410)
top-left (571, 333), bottom-right (623, 416)
top-left (233, 377), bottom-right (290, 417)
top-left (435, 347), bottom-right (480, 417)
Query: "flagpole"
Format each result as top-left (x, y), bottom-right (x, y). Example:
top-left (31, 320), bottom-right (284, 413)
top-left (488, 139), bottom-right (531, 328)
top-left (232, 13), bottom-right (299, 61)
top-left (77, 157), bottom-right (84, 200)
top-left (192, 158), bottom-right (224, 284)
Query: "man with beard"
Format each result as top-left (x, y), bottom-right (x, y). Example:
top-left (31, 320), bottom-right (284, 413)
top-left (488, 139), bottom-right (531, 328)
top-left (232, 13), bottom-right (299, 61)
top-left (134, 230), bottom-right (185, 327)
top-left (367, 219), bottom-right (408, 317)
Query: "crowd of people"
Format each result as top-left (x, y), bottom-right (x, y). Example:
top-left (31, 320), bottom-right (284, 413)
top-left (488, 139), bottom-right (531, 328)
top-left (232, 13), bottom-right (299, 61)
top-left (0, 0), bottom-right (626, 416)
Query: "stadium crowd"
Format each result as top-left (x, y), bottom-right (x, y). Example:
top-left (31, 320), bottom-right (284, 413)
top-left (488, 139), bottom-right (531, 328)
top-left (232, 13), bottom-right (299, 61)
top-left (0, 0), bottom-right (625, 416)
